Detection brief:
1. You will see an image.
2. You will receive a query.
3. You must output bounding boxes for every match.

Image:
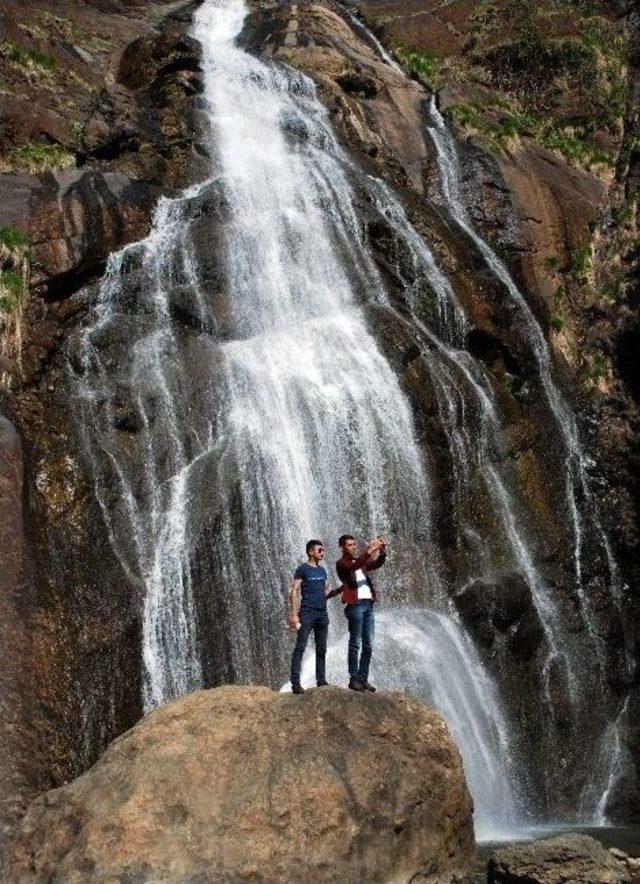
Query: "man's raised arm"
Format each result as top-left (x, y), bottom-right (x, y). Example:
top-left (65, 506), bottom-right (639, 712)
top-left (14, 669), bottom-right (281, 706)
top-left (338, 539), bottom-right (384, 573)
top-left (366, 547), bottom-right (387, 572)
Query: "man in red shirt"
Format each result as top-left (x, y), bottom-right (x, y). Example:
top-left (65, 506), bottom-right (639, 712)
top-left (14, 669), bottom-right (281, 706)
top-left (336, 535), bottom-right (387, 692)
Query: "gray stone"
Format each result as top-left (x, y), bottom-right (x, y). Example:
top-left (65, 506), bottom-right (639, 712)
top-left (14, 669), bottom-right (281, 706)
top-left (488, 833), bottom-right (631, 883)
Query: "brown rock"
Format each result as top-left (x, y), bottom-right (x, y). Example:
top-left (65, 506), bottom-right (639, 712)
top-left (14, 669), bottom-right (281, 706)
top-left (7, 686), bottom-right (475, 883)
top-left (0, 417), bottom-right (33, 855)
top-left (488, 833), bottom-right (631, 884)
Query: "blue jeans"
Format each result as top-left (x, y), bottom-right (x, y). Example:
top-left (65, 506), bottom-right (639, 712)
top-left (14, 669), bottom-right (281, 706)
top-left (290, 610), bottom-right (329, 687)
top-left (346, 600), bottom-right (374, 683)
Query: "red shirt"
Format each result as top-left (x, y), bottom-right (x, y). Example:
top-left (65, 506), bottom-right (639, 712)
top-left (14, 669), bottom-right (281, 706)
top-left (336, 549), bottom-right (386, 604)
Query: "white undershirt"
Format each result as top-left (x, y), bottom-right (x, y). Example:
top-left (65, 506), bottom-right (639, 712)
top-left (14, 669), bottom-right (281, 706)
top-left (355, 568), bottom-right (372, 600)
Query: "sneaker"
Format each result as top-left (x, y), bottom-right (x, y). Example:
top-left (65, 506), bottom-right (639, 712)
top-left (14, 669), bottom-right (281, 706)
top-left (363, 682), bottom-right (376, 692)
top-left (317, 681), bottom-right (330, 687)
top-left (291, 683), bottom-right (305, 695)
top-left (348, 678), bottom-right (366, 692)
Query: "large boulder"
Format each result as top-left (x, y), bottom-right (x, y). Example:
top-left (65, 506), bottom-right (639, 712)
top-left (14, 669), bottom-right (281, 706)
top-left (487, 833), bottom-right (631, 883)
top-left (7, 686), bottom-right (475, 883)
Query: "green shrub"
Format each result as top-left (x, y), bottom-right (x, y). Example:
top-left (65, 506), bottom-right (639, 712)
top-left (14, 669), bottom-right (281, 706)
top-left (571, 244), bottom-right (592, 277)
top-left (550, 314), bottom-right (564, 333)
top-left (554, 285), bottom-right (567, 303)
top-left (615, 196), bottom-right (636, 227)
top-left (449, 103), bottom-right (479, 128)
top-left (393, 43), bottom-right (442, 91)
top-left (588, 352), bottom-right (607, 382)
top-left (4, 141), bottom-right (75, 173)
top-left (544, 255), bottom-right (560, 271)
top-left (0, 269), bottom-right (25, 311)
top-left (0, 226), bottom-right (30, 253)
top-left (4, 41), bottom-right (56, 70)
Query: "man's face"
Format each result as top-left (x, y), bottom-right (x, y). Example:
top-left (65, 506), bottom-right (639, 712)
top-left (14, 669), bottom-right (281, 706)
top-left (310, 544), bottom-right (325, 563)
top-left (342, 538), bottom-right (357, 558)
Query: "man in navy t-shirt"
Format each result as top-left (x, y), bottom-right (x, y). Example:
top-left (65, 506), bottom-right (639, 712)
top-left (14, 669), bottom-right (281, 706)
top-left (289, 539), bottom-right (340, 694)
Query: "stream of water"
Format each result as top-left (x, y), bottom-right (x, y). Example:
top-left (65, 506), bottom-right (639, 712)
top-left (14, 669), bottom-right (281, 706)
top-left (68, 0), bottom-right (630, 839)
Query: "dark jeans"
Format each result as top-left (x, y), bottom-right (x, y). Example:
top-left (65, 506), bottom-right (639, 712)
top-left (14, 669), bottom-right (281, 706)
top-left (290, 609), bottom-right (329, 687)
top-left (345, 600), bottom-right (375, 683)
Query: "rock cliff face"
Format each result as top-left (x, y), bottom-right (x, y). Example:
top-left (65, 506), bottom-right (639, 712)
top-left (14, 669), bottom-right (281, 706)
top-left (0, 0), bottom-right (204, 855)
top-left (1, 0), bottom-right (639, 861)
top-left (6, 686), bottom-right (475, 883)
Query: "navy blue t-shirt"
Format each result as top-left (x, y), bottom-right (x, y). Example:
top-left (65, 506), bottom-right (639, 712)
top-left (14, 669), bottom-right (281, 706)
top-left (294, 562), bottom-right (327, 612)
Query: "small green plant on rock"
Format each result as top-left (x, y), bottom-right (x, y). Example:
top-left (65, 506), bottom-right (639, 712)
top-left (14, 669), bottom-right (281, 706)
top-left (0, 227), bottom-right (31, 253)
top-left (570, 244), bottom-right (592, 280)
top-left (449, 103), bottom-right (479, 129)
top-left (550, 314), bottom-right (564, 333)
top-left (2, 141), bottom-right (75, 174)
top-left (544, 255), bottom-right (560, 272)
top-left (0, 227), bottom-right (31, 388)
top-left (3, 41), bottom-right (56, 70)
top-left (393, 42), bottom-right (442, 91)
top-left (587, 351), bottom-right (608, 384)
top-left (615, 194), bottom-right (637, 228)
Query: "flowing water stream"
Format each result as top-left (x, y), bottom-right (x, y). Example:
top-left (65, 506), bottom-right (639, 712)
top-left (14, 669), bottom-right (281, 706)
top-left (69, 0), bottom-right (628, 839)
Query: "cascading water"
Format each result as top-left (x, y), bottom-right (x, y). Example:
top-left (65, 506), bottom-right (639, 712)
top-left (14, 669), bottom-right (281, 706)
top-left (426, 98), bottom-right (619, 625)
top-left (355, 14), bottom-right (630, 820)
top-left (67, 0), bottom-right (629, 840)
top-left (424, 97), bottom-right (631, 818)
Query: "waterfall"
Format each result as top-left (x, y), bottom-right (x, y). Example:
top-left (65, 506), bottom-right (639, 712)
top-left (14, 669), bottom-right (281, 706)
top-left (66, 0), bottom-right (630, 839)
top-left (426, 98), bottom-right (620, 639)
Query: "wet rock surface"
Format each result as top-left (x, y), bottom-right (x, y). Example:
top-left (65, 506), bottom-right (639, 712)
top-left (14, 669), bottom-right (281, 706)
top-left (7, 686), bottom-right (475, 883)
top-left (487, 833), bottom-right (633, 884)
top-left (0, 0), bottom-right (203, 864)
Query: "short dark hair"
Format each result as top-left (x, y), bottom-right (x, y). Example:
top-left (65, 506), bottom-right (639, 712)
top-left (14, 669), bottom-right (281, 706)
top-left (338, 534), bottom-right (355, 548)
top-left (306, 539), bottom-right (323, 555)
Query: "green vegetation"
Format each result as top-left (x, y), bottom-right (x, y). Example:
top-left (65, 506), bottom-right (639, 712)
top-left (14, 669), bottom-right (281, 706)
top-left (448, 103), bottom-right (479, 129)
top-left (392, 43), bottom-right (442, 91)
top-left (616, 135), bottom-right (638, 179)
top-left (3, 141), bottom-right (75, 174)
top-left (544, 255), bottom-right (560, 272)
top-left (446, 99), bottom-right (613, 170)
top-left (0, 226), bottom-right (31, 386)
top-left (587, 352), bottom-right (607, 383)
top-left (449, 0), bottom-right (629, 173)
top-left (71, 121), bottom-right (88, 152)
top-left (614, 194), bottom-right (637, 228)
top-left (570, 244), bottom-right (592, 279)
top-left (554, 285), bottom-right (567, 304)
top-left (550, 314), bottom-right (564, 333)
top-left (540, 128), bottom-right (613, 168)
top-left (0, 226), bottom-right (30, 254)
top-left (0, 269), bottom-right (25, 312)
top-left (3, 41), bottom-right (56, 70)
top-left (601, 279), bottom-right (625, 302)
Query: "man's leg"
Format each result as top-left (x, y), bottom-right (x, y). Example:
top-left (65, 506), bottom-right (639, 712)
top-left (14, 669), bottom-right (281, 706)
top-left (346, 603), bottom-right (365, 686)
top-left (357, 601), bottom-right (375, 685)
top-left (290, 614), bottom-right (313, 689)
top-left (313, 613), bottom-right (329, 685)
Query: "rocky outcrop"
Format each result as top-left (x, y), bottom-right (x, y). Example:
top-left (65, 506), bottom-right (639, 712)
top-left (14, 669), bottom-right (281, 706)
top-left (487, 833), bottom-right (633, 884)
top-left (7, 686), bottom-right (475, 883)
top-left (0, 0), bottom-right (204, 863)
